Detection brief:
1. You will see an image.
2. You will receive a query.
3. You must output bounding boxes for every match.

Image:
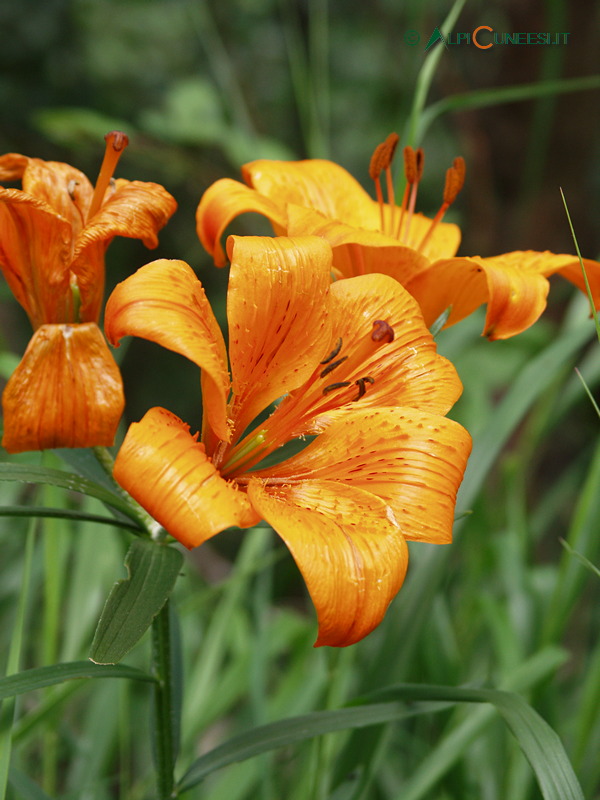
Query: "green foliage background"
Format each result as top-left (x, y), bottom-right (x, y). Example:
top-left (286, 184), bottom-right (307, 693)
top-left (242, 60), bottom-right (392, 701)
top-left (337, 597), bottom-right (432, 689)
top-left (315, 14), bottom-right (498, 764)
top-left (0, 1), bottom-right (599, 798)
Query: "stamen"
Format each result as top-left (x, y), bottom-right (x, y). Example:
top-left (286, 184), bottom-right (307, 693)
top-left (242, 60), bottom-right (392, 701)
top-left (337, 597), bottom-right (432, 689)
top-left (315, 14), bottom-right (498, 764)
top-left (322, 381), bottom-right (352, 395)
top-left (87, 130), bottom-right (129, 221)
top-left (369, 142), bottom-right (387, 232)
top-left (402, 147), bottom-right (424, 243)
top-left (354, 376), bottom-right (375, 400)
top-left (320, 337), bottom-right (343, 365)
top-left (368, 143), bottom-right (387, 182)
top-left (371, 320), bottom-right (395, 343)
top-left (319, 356), bottom-right (349, 378)
top-left (417, 155), bottom-right (466, 254)
top-left (443, 156), bottom-right (466, 205)
top-left (384, 133), bottom-right (400, 235)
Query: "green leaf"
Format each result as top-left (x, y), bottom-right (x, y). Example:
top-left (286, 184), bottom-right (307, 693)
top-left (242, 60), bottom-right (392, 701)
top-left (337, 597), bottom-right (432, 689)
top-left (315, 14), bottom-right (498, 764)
top-left (0, 505), bottom-right (142, 533)
top-left (176, 701), bottom-right (451, 792)
top-left (8, 767), bottom-right (55, 800)
top-left (0, 661), bottom-right (155, 700)
top-left (89, 540), bottom-right (184, 665)
top-left (359, 684), bottom-right (584, 800)
top-left (0, 463), bottom-right (143, 526)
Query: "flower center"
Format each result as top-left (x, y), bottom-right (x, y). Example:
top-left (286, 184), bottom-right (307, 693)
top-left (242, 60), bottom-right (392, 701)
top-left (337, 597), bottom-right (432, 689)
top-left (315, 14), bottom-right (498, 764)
top-left (369, 133), bottom-right (465, 254)
top-left (220, 320), bottom-right (395, 478)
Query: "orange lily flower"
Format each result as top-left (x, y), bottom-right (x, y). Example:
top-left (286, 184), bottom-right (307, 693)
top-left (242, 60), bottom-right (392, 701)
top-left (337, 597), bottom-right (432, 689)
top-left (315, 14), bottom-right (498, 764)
top-left (196, 136), bottom-right (600, 340)
top-left (105, 235), bottom-right (472, 646)
top-left (0, 132), bottom-right (177, 452)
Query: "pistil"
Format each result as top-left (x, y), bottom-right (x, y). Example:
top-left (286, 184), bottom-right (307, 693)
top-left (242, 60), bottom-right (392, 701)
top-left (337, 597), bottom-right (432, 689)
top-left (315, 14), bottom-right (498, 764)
top-left (87, 131), bottom-right (129, 220)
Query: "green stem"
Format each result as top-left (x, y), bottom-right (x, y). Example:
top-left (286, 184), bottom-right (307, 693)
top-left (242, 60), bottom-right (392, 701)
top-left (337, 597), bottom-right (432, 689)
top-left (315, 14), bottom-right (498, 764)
top-left (93, 447), bottom-right (166, 540)
top-left (152, 601), bottom-right (177, 799)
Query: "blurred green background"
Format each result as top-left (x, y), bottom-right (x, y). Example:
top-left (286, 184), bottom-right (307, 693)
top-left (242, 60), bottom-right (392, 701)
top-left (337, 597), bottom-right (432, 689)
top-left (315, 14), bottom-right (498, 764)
top-left (1, 0), bottom-right (599, 426)
top-left (1, 2), bottom-right (599, 797)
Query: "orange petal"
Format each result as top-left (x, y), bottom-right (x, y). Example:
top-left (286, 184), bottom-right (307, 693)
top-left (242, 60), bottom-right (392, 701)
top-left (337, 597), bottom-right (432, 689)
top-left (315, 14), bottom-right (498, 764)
top-left (0, 188), bottom-right (73, 328)
top-left (325, 273), bottom-right (463, 415)
top-left (2, 322), bottom-right (124, 453)
top-left (489, 251), bottom-right (600, 312)
top-left (406, 254), bottom-right (551, 340)
top-left (18, 158), bottom-right (94, 234)
top-left (252, 407), bottom-right (472, 544)
top-left (402, 211), bottom-right (462, 262)
top-left (105, 259), bottom-right (230, 442)
top-left (248, 478), bottom-right (408, 647)
top-left (114, 407), bottom-right (259, 548)
top-left (72, 179), bottom-right (177, 322)
top-left (286, 204), bottom-right (430, 282)
top-left (196, 178), bottom-right (287, 266)
top-left (242, 159), bottom-right (380, 229)
top-left (267, 272), bottom-right (463, 443)
top-left (226, 235), bottom-right (333, 439)
top-left (0, 153), bottom-right (29, 180)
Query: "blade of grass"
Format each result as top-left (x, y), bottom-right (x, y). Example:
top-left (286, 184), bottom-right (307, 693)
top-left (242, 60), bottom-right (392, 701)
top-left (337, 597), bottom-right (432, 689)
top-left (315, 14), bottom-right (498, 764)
top-left (541, 436), bottom-right (600, 644)
top-left (404, 0), bottom-right (469, 147)
top-left (573, 368), bottom-right (600, 418)
top-left (177, 701), bottom-right (451, 793)
top-left (560, 188), bottom-right (600, 341)
top-left (364, 648), bottom-right (578, 800)
top-left (0, 662), bottom-right (155, 700)
top-left (418, 75), bottom-right (600, 142)
top-left (0, 463), bottom-right (146, 527)
top-left (8, 767), bottom-right (55, 800)
top-left (0, 506), bottom-right (142, 533)
top-left (0, 520), bottom-right (35, 800)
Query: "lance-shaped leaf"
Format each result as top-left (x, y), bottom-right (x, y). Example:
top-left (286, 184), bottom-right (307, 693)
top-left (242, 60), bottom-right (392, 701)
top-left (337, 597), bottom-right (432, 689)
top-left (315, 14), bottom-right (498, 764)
top-left (89, 539), bottom-right (183, 664)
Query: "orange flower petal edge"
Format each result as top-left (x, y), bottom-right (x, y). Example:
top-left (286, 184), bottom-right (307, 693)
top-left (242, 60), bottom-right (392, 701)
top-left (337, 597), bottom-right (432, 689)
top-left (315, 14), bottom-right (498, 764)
top-left (113, 407), bottom-right (260, 547)
top-left (0, 136), bottom-right (177, 452)
top-left (248, 478), bottom-right (408, 647)
top-left (104, 258), bottom-right (231, 443)
top-left (196, 178), bottom-right (287, 266)
top-left (108, 238), bottom-right (472, 646)
top-left (2, 323), bottom-right (124, 453)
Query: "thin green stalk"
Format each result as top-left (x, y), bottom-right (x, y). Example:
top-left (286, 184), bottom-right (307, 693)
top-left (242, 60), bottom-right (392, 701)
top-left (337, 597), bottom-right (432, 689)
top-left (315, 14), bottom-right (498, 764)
top-left (152, 601), bottom-right (177, 800)
top-left (93, 447), bottom-right (165, 539)
top-left (308, 0), bottom-right (330, 157)
top-left (185, 0), bottom-right (255, 137)
top-left (418, 75), bottom-right (600, 142)
top-left (404, 0), bottom-right (469, 147)
top-left (0, 520), bottom-right (36, 800)
top-left (560, 188), bottom-right (600, 342)
top-left (41, 479), bottom-right (68, 797)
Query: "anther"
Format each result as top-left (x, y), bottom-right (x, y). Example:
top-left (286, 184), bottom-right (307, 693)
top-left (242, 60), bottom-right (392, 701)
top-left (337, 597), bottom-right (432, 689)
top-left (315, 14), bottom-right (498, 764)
top-left (369, 143), bottom-right (387, 181)
top-left (320, 337), bottom-right (343, 365)
top-left (320, 356), bottom-right (349, 378)
top-left (371, 320), bottom-right (395, 343)
top-left (322, 381), bottom-right (352, 395)
top-left (399, 147), bottom-right (425, 242)
top-left (417, 155), bottom-right (466, 254)
top-left (443, 157), bottom-right (465, 205)
top-left (403, 146), bottom-right (417, 184)
top-left (382, 133), bottom-right (400, 170)
top-left (354, 376), bottom-right (375, 400)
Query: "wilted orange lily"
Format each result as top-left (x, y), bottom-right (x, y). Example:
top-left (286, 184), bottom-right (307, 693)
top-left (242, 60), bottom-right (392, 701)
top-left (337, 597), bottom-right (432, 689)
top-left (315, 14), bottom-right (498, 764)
top-left (196, 136), bottom-right (600, 340)
top-left (0, 132), bottom-right (177, 452)
top-left (105, 235), bottom-right (471, 646)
